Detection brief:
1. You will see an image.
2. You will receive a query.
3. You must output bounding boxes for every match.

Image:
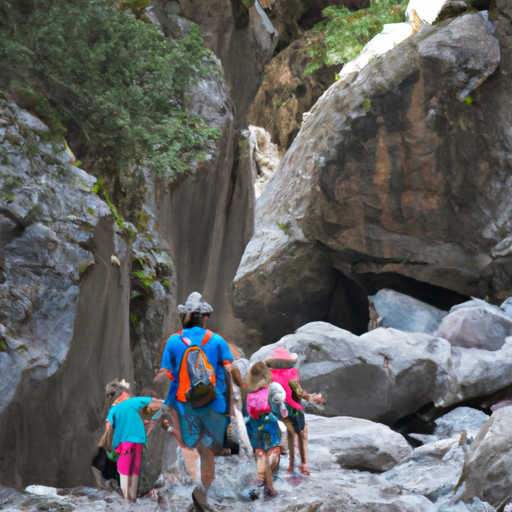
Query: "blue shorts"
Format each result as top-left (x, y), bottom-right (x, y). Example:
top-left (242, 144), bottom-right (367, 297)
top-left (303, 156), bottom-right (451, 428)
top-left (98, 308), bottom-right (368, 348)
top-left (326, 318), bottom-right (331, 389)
top-left (246, 413), bottom-right (281, 452)
top-left (174, 400), bottom-right (229, 449)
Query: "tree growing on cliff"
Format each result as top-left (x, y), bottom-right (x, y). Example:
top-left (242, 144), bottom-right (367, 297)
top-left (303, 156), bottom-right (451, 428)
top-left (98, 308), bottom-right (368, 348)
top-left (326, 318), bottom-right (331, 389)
top-left (0, 0), bottom-right (220, 182)
top-left (306, 0), bottom-right (408, 73)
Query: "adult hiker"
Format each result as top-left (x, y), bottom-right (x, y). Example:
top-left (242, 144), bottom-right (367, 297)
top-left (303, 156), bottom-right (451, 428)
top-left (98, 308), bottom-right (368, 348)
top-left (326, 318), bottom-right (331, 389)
top-left (265, 347), bottom-right (325, 476)
top-left (160, 291), bottom-right (235, 510)
top-left (105, 395), bottom-right (163, 502)
top-left (245, 362), bottom-right (286, 497)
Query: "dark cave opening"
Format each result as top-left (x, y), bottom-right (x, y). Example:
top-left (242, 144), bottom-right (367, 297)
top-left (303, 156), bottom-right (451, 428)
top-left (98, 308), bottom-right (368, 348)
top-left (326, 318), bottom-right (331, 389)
top-left (356, 272), bottom-right (470, 312)
top-left (326, 270), bottom-right (370, 335)
top-left (326, 269), bottom-right (471, 337)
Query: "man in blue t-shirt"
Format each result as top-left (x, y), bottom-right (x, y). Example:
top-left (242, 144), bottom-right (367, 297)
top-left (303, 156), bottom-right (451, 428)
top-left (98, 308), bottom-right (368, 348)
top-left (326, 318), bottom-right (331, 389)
top-left (160, 292), bottom-right (234, 505)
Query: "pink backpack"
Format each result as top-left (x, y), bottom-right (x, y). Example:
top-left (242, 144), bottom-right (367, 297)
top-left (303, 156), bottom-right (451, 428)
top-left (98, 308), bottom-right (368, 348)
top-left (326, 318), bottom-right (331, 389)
top-left (246, 387), bottom-right (271, 419)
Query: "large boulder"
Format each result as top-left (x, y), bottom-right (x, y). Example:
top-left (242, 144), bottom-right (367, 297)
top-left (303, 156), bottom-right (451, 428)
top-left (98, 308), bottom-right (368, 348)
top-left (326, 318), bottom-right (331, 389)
top-left (460, 407), bottom-right (512, 508)
top-left (436, 306), bottom-right (512, 351)
top-left (383, 442), bottom-right (466, 503)
top-left (434, 407), bottom-right (489, 439)
top-left (250, 322), bottom-right (452, 424)
top-left (251, 321), bottom-right (512, 423)
top-left (307, 414), bottom-right (412, 472)
top-left (370, 288), bottom-right (447, 334)
top-left (0, 101), bottom-right (133, 489)
top-left (233, 11), bottom-right (509, 347)
top-left (440, 338), bottom-right (512, 408)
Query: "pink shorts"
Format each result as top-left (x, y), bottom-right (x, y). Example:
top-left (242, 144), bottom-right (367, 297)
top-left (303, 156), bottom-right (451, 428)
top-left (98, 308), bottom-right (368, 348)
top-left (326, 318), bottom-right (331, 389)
top-left (116, 442), bottom-right (143, 476)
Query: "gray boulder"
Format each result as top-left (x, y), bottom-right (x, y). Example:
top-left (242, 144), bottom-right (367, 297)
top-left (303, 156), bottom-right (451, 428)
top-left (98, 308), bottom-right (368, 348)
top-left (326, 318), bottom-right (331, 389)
top-left (434, 407), bottom-right (489, 439)
top-left (250, 321), bottom-right (452, 424)
top-left (440, 338), bottom-right (512, 408)
top-left (369, 289), bottom-right (447, 335)
top-left (233, 11), bottom-right (508, 348)
top-left (307, 414), bottom-right (412, 473)
top-left (500, 297), bottom-right (512, 318)
top-left (449, 298), bottom-right (502, 315)
top-left (383, 443), bottom-right (466, 502)
top-left (460, 407), bottom-right (512, 508)
top-left (251, 320), bottom-right (512, 423)
top-left (436, 306), bottom-right (512, 351)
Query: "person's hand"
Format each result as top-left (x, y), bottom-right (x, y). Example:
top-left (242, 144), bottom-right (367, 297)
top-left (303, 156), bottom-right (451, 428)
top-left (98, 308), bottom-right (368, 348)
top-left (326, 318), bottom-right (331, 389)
top-left (311, 393), bottom-right (325, 404)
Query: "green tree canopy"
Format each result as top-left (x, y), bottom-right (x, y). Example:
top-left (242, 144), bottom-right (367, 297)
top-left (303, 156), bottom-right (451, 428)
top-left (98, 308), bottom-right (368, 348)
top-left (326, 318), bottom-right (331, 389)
top-left (0, 0), bottom-right (221, 181)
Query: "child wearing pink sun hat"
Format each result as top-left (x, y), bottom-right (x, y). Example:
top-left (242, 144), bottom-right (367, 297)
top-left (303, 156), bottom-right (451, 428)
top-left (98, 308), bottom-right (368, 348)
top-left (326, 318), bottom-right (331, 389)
top-left (264, 346), bottom-right (325, 476)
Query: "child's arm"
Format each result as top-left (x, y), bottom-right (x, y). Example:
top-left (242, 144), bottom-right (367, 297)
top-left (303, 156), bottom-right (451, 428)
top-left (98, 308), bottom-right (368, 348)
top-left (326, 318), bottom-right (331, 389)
top-left (290, 379), bottom-right (325, 404)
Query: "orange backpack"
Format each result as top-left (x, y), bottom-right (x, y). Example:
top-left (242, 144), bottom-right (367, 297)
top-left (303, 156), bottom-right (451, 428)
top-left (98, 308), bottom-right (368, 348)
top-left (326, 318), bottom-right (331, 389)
top-left (177, 330), bottom-right (217, 408)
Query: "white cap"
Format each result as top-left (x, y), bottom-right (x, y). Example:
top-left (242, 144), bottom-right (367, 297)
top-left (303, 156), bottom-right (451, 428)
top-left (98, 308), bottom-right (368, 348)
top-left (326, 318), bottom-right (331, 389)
top-left (177, 292), bottom-right (213, 314)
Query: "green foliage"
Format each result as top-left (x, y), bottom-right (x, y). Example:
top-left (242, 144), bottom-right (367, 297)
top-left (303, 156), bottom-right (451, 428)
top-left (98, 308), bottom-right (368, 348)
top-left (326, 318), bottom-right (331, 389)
top-left (93, 179), bottom-right (125, 228)
top-left (463, 96), bottom-right (473, 105)
top-left (363, 98), bottom-right (372, 112)
top-left (79, 262), bottom-right (89, 278)
top-left (276, 220), bottom-right (288, 234)
top-left (162, 280), bottom-right (170, 291)
top-left (307, 0), bottom-right (408, 70)
top-left (120, 0), bottom-right (151, 17)
top-left (132, 269), bottom-right (155, 291)
top-left (129, 312), bottom-right (138, 323)
top-left (12, 88), bottom-right (67, 143)
top-left (0, 338), bottom-right (7, 352)
top-left (0, 0), bottom-right (221, 182)
top-left (16, 344), bottom-right (28, 352)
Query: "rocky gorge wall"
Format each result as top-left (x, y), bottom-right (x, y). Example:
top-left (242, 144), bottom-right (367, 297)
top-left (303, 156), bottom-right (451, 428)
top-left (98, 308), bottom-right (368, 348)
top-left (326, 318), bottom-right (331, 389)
top-left (233, 5), bottom-right (512, 346)
top-left (0, 102), bottom-right (134, 488)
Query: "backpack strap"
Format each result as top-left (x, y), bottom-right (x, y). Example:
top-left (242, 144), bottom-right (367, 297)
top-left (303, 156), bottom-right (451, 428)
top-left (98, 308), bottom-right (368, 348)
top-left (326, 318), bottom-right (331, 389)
top-left (201, 329), bottom-right (214, 346)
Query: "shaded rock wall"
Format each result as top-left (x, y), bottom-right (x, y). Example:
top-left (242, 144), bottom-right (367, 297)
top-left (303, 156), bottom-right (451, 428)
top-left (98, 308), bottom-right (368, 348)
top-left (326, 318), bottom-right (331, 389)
top-left (234, 11), bottom-right (512, 346)
top-left (247, 30), bottom-right (337, 152)
top-left (143, 74), bottom-right (255, 348)
top-left (0, 102), bottom-right (133, 488)
top-left (153, 0), bottom-right (278, 127)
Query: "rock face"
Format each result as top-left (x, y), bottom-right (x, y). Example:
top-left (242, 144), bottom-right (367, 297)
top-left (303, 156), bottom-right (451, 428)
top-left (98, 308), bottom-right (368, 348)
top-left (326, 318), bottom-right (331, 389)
top-left (247, 31), bottom-right (337, 152)
top-left (250, 321), bottom-right (512, 422)
top-left (0, 101), bottom-right (133, 488)
top-left (306, 414), bottom-right (412, 472)
top-left (436, 306), bottom-right (512, 351)
top-left (370, 288), bottom-right (447, 334)
top-left (153, 0), bottom-right (278, 127)
top-left (233, 11), bottom-right (509, 347)
top-left (144, 73), bottom-right (255, 349)
top-left (460, 407), bottom-right (512, 508)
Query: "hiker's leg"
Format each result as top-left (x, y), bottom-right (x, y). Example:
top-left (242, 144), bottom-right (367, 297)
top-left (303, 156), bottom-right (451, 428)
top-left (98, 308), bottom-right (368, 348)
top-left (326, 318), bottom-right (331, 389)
top-left (198, 439), bottom-right (215, 491)
top-left (286, 430), bottom-right (295, 473)
top-left (264, 450), bottom-right (277, 497)
top-left (127, 474), bottom-right (139, 502)
top-left (253, 449), bottom-right (265, 485)
top-left (119, 474), bottom-right (129, 500)
top-left (182, 446), bottom-right (200, 482)
top-left (268, 446), bottom-right (280, 475)
top-left (298, 424), bottom-right (309, 475)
